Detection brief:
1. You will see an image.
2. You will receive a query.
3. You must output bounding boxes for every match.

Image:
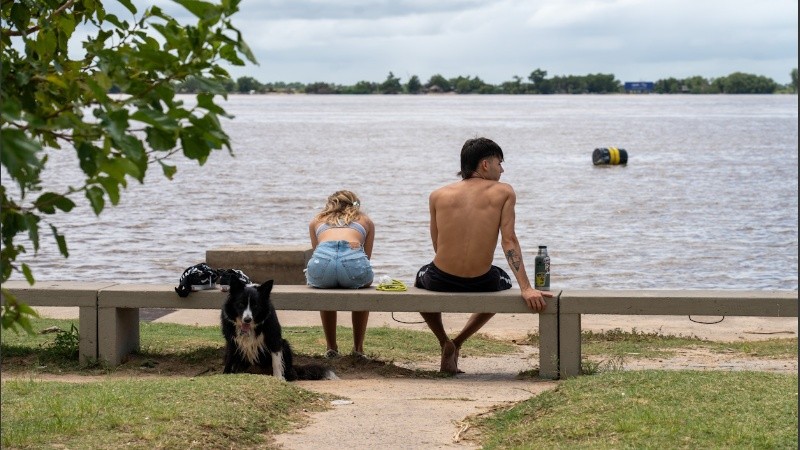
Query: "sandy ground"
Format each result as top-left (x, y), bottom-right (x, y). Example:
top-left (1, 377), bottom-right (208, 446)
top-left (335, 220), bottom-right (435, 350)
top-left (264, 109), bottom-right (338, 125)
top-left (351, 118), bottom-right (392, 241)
top-left (31, 307), bottom-right (799, 449)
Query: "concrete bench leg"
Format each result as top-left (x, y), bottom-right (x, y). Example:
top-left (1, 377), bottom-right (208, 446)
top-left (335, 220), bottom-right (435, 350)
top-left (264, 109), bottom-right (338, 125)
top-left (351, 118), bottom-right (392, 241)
top-left (559, 313), bottom-right (582, 378)
top-left (98, 307), bottom-right (139, 366)
top-left (78, 306), bottom-right (98, 364)
top-left (538, 313), bottom-right (559, 379)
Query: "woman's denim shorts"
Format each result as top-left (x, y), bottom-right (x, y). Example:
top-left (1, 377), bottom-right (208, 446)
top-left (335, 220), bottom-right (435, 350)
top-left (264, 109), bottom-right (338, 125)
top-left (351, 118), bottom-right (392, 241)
top-left (305, 240), bottom-right (374, 289)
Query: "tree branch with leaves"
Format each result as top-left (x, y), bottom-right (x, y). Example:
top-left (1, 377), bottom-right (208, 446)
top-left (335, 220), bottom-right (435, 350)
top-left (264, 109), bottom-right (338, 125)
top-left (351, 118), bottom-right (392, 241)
top-left (1, 0), bottom-right (256, 333)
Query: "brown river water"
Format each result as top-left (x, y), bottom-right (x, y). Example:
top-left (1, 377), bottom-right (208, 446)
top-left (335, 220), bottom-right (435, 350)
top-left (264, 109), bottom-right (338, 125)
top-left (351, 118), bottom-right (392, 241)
top-left (13, 94), bottom-right (798, 291)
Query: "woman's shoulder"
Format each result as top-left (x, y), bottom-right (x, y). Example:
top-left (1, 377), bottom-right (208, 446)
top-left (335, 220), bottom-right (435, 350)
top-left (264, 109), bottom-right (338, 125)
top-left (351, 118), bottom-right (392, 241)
top-left (357, 215), bottom-right (374, 226)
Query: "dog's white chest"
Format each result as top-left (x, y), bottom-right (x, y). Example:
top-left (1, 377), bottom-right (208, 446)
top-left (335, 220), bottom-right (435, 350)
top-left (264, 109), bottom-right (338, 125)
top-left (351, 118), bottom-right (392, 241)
top-left (233, 332), bottom-right (265, 365)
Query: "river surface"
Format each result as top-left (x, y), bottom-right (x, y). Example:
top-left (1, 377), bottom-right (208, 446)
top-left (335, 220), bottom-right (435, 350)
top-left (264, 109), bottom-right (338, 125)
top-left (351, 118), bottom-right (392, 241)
top-left (13, 94), bottom-right (799, 290)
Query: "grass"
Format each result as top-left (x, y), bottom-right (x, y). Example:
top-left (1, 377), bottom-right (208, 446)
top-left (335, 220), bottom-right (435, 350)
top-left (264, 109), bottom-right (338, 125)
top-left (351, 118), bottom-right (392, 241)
top-left (2, 317), bottom-right (797, 448)
top-left (525, 327), bottom-right (798, 360)
top-left (2, 375), bottom-right (333, 449)
top-left (474, 370), bottom-right (799, 449)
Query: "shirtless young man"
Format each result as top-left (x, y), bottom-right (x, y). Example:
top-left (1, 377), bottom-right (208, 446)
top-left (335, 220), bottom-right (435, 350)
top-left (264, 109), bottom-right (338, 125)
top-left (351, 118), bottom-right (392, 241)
top-left (415, 137), bottom-right (554, 374)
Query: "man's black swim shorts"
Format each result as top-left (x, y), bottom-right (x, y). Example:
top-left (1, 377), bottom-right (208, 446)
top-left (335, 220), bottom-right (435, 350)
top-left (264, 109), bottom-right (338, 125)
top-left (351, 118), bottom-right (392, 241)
top-left (414, 262), bottom-right (512, 292)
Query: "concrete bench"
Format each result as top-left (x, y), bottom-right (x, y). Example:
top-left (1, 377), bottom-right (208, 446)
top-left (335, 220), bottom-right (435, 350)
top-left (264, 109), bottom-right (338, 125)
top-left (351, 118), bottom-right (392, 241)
top-left (556, 290), bottom-right (799, 378)
top-left (2, 280), bottom-right (118, 364)
top-left (6, 280), bottom-right (796, 380)
top-left (95, 284), bottom-right (561, 377)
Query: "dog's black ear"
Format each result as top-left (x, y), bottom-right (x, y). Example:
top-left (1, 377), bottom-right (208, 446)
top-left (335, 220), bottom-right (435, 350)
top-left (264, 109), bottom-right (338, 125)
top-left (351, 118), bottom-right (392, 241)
top-left (229, 273), bottom-right (246, 293)
top-left (257, 279), bottom-right (274, 298)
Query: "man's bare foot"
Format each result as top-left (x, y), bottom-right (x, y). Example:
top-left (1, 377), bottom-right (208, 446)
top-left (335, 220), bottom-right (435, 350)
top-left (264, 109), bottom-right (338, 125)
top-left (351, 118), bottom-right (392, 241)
top-left (454, 345), bottom-right (464, 374)
top-left (440, 340), bottom-right (458, 374)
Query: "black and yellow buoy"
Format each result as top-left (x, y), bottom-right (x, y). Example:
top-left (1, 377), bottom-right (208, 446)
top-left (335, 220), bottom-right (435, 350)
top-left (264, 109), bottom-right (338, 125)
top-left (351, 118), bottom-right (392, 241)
top-left (592, 147), bottom-right (628, 165)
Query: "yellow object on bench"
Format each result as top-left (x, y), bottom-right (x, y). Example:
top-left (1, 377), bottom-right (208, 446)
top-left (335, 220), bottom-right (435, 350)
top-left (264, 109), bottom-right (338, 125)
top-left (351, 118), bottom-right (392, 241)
top-left (375, 279), bottom-right (407, 292)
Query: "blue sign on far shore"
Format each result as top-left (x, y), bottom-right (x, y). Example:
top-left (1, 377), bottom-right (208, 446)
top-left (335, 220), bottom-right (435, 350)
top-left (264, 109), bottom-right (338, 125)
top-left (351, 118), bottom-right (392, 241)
top-left (624, 82), bottom-right (654, 93)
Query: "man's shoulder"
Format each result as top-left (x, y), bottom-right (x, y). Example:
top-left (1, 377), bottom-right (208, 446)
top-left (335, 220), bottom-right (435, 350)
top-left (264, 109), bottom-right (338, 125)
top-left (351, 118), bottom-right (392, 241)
top-left (486, 180), bottom-right (515, 196)
top-left (431, 181), bottom-right (461, 195)
top-left (432, 179), bottom-right (515, 194)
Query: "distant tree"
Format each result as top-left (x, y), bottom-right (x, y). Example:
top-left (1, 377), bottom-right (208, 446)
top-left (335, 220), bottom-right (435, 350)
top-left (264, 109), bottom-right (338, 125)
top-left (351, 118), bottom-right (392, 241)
top-left (654, 77), bottom-right (682, 94)
top-left (585, 73), bottom-right (621, 93)
top-left (425, 74), bottom-right (452, 92)
top-left (654, 76), bottom-right (716, 94)
top-left (305, 82), bottom-right (338, 94)
top-left (790, 68), bottom-right (798, 93)
top-left (713, 72), bottom-right (778, 94)
top-left (528, 68), bottom-right (552, 93)
top-left (379, 72), bottom-right (402, 94)
top-left (406, 75), bottom-right (422, 94)
top-left (346, 81), bottom-right (377, 94)
top-left (450, 75), bottom-right (493, 94)
top-left (236, 76), bottom-right (263, 93)
top-left (551, 75), bottom-right (587, 94)
top-left (500, 76), bottom-right (524, 94)
top-left (266, 82), bottom-right (304, 93)
top-left (1, 0), bottom-right (255, 332)
top-left (681, 76), bottom-right (715, 94)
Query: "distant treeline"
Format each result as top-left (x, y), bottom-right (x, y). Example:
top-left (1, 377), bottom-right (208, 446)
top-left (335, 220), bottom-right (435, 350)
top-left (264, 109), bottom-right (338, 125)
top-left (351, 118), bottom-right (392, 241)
top-left (176, 68), bottom-right (798, 95)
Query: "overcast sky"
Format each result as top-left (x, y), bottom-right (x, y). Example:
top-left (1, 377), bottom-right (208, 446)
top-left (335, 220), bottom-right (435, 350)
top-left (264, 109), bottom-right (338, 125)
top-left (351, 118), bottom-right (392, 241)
top-left (154, 0), bottom-right (798, 84)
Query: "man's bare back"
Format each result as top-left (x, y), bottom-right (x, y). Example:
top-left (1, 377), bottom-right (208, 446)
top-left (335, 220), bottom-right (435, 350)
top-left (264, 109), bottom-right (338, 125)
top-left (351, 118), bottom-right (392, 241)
top-left (430, 178), bottom-right (512, 277)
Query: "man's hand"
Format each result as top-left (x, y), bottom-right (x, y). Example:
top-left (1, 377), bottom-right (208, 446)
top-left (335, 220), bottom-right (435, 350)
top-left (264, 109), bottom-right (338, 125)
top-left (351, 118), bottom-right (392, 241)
top-left (521, 287), bottom-right (553, 312)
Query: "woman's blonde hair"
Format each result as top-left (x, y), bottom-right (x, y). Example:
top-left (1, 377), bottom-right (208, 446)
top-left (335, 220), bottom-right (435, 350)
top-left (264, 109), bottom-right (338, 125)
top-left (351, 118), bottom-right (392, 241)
top-left (315, 190), bottom-right (363, 225)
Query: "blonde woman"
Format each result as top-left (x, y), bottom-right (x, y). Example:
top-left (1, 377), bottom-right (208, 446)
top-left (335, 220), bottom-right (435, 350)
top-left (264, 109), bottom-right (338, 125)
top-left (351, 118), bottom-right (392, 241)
top-left (307, 190), bottom-right (375, 358)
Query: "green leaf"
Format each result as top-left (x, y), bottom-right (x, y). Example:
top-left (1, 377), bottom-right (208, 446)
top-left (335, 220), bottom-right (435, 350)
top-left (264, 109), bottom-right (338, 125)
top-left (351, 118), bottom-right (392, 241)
top-left (86, 186), bottom-right (106, 215)
top-left (34, 193), bottom-right (76, 214)
top-left (97, 176), bottom-right (122, 205)
top-left (86, 75), bottom-right (111, 103)
top-left (34, 28), bottom-right (58, 60)
top-left (219, 43), bottom-right (244, 66)
top-left (146, 127), bottom-right (177, 150)
top-left (49, 225), bottom-right (69, 257)
top-left (21, 264), bottom-right (35, 285)
top-left (25, 215), bottom-right (40, 252)
top-left (115, 134), bottom-right (146, 163)
top-left (0, 128), bottom-right (44, 183)
top-left (159, 161), bottom-right (178, 180)
top-left (116, 0), bottom-right (138, 14)
top-left (173, 0), bottom-right (217, 19)
top-left (9, 2), bottom-right (32, 35)
top-left (179, 128), bottom-right (211, 163)
top-left (131, 108), bottom-right (180, 130)
top-left (196, 92), bottom-right (228, 116)
top-left (101, 109), bottom-right (131, 143)
top-left (76, 142), bottom-right (100, 177)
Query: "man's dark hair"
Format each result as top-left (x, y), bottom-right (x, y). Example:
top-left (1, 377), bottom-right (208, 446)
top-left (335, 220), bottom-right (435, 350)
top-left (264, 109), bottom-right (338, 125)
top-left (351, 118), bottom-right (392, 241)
top-left (458, 137), bottom-right (504, 179)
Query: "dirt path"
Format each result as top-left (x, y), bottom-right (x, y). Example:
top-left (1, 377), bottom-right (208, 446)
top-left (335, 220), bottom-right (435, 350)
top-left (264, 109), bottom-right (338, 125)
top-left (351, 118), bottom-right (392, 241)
top-left (276, 347), bottom-right (557, 450)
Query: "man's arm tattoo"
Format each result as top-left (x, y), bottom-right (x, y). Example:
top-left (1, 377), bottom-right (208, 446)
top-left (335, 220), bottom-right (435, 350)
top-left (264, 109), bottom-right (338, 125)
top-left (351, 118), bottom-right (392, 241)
top-left (505, 249), bottom-right (522, 272)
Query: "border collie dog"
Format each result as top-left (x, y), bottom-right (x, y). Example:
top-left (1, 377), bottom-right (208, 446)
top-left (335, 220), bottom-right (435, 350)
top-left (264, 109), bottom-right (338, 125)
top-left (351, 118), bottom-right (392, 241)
top-left (221, 277), bottom-right (336, 381)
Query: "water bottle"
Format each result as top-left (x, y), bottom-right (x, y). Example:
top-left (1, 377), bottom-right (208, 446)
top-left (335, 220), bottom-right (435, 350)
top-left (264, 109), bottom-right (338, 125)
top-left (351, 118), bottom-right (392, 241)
top-left (534, 246), bottom-right (550, 291)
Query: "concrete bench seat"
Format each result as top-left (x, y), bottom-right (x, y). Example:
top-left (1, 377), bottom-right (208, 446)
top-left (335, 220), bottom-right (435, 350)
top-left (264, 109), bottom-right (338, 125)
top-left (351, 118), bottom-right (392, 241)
top-left (95, 284), bottom-right (560, 377)
top-left (556, 289), bottom-right (798, 378)
top-left (5, 279), bottom-right (796, 379)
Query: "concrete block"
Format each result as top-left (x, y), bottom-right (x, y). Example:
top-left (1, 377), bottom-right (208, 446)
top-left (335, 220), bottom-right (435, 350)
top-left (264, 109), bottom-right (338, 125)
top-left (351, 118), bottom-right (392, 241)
top-left (206, 245), bottom-right (313, 285)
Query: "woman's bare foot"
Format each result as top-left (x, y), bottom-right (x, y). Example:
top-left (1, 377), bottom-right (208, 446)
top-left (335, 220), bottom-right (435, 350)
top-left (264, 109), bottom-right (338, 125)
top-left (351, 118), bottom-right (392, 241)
top-left (440, 340), bottom-right (459, 374)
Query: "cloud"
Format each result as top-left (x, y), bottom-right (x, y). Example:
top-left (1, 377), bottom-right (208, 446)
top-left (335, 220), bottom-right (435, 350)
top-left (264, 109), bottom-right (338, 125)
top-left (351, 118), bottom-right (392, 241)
top-left (67, 0), bottom-right (800, 84)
